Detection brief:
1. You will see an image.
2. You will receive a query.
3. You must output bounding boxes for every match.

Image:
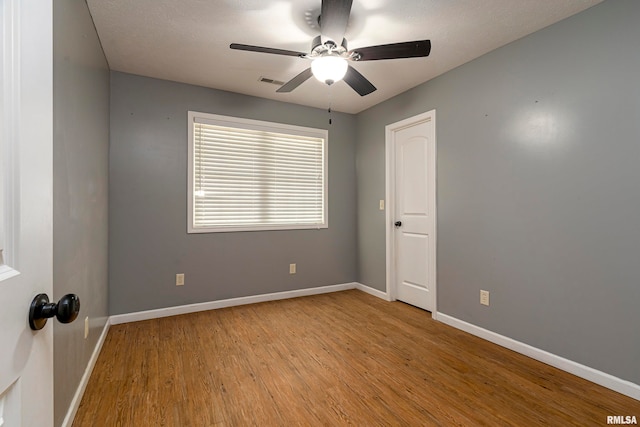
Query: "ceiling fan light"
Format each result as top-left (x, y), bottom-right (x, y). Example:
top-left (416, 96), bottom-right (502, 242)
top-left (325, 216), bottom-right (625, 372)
top-left (311, 56), bottom-right (348, 85)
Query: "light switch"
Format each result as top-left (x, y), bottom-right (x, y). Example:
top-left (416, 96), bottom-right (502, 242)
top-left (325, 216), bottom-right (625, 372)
top-left (379, 200), bottom-right (385, 210)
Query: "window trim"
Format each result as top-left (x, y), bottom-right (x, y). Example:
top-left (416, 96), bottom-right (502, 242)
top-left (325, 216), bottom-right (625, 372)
top-left (187, 111), bottom-right (328, 234)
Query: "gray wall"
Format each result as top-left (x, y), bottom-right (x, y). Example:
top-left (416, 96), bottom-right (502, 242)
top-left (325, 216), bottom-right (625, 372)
top-left (109, 72), bottom-right (357, 314)
top-left (53, 1), bottom-right (110, 425)
top-left (356, 0), bottom-right (640, 384)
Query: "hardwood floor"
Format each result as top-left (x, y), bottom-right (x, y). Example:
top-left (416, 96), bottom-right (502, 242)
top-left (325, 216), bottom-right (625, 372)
top-left (73, 290), bottom-right (640, 426)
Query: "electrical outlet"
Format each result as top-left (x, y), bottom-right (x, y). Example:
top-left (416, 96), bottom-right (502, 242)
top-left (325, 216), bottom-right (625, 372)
top-left (176, 273), bottom-right (185, 286)
top-left (480, 290), bottom-right (490, 306)
top-left (379, 200), bottom-right (385, 210)
top-left (84, 316), bottom-right (89, 339)
top-left (289, 263), bottom-right (296, 274)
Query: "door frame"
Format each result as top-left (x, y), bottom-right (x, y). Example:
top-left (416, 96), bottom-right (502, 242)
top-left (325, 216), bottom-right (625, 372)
top-left (385, 110), bottom-right (437, 316)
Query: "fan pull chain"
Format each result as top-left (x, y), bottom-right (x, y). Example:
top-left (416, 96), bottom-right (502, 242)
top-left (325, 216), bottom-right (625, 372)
top-left (328, 85), bottom-right (333, 125)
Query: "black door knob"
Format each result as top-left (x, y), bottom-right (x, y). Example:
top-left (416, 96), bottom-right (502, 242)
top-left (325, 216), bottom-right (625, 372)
top-left (394, 221), bottom-right (402, 227)
top-left (29, 293), bottom-right (80, 330)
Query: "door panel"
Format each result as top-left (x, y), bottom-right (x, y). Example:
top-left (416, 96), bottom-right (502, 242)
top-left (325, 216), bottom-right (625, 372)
top-left (0, 1), bottom-right (54, 426)
top-left (389, 111), bottom-right (436, 312)
top-left (400, 139), bottom-right (428, 215)
top-left (397, 233), bottom-right (430, 304)
top-left (398, 233), bottom-right (429, 287)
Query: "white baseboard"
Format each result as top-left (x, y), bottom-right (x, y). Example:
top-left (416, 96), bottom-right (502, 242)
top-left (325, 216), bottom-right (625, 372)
top-left (437, 312), bottom-right (640, 401)
top-left (61, 318), bottom-right (111, 427)
top-left (354, 282), bottom-right (391, 301)
top-left (109, 282), bottom-right (391, 326)
top-left (110, 282), bottom-right (359, 325)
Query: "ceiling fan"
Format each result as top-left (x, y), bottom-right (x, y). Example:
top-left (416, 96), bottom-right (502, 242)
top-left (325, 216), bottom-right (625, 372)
top-left (230, 0), bottom-right (431, 96)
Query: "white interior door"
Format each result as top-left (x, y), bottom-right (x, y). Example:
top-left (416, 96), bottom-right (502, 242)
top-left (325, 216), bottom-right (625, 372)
top-left (386, 111), bottom-right (436, 312)
top-left (0, 1), bottom-right (54, 425)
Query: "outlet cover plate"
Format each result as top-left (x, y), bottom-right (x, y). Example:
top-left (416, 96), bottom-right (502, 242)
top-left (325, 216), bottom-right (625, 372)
top-left (480, 290), bottom-right (490, 306)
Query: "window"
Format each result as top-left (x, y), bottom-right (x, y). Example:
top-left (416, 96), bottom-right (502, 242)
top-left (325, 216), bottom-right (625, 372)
top-left (188, 112), bottom-right (328, 233)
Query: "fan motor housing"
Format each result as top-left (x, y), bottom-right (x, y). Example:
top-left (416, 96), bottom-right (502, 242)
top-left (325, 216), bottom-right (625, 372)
top-left (311, 35), bottom-right (348, 57)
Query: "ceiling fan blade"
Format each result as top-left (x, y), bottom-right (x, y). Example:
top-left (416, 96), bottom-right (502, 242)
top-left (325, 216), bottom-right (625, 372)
top-left (343, 66), bottom-right (376, 96)
top-left (230, 43), bottom-right (306, 57)
top-left (350, 40), bottom-right (431, 61)
top-left (320, 0), bottom-right (352, 45)
top-left (276, 68), bottom-right (314, 93)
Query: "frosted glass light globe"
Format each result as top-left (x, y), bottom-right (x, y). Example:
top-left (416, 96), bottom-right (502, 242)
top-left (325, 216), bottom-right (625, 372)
top-left (311, 56), bottom-right (348, 85)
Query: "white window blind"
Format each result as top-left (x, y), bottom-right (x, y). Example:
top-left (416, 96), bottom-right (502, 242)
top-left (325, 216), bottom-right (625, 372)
top-left (188, 112), bottom-right (328, 233)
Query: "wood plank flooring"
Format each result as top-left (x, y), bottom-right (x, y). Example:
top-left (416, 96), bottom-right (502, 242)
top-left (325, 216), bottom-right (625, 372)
top-left (73, 290), bottom-right (640, 426)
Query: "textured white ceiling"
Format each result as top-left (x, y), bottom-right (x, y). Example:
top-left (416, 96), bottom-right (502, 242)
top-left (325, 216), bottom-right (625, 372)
top-left (87, 0), bottom-right (602, 114)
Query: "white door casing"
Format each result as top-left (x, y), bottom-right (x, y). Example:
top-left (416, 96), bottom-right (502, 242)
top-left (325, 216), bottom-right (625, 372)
top-left (385, 111), bottom-right (436, 313)
top-left (0, 1), bottom-right (54, 426)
